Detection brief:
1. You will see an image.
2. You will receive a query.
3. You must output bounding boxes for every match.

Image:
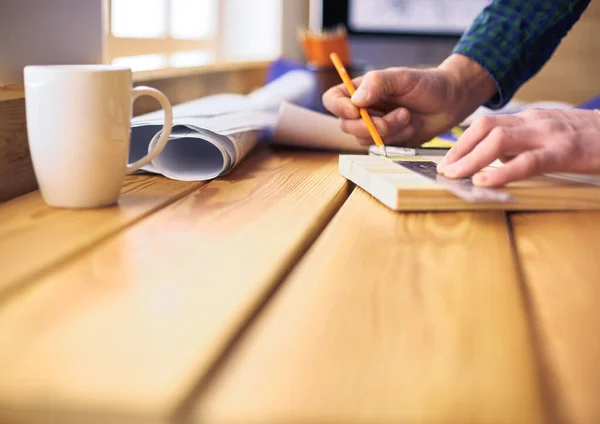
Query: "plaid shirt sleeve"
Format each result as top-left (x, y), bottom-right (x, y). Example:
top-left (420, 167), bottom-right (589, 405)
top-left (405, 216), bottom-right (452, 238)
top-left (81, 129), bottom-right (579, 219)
top-left (452, 0), bottom-right (591, 109)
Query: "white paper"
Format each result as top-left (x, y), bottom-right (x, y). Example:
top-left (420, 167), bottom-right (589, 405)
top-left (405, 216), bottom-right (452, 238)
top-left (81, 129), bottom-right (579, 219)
top-left (272, 102), bottom-right (368, 152)
top-left (129, 70), bottom-right (318, 181)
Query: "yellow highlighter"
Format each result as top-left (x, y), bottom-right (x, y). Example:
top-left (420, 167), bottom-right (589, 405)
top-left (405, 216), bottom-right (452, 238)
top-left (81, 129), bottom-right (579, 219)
top-left (329, 52), bottom-right (387, 157)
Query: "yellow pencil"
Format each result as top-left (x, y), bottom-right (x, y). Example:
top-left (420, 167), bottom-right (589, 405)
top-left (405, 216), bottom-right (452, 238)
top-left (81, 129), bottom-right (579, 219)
top-left (329, 52), bottom-right (387, 157)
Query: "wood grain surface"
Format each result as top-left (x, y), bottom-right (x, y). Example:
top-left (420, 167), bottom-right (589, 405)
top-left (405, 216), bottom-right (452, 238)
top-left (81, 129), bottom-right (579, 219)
top-left (194, 189), bottom-right (545, 424)
top-left (0, 148), bottom-right (350, 422)
top-left (511, 212), bottom-right (600, 424)
top-left (0, 96), bottom-right (37, 202)
top-left (0, 175), bottom-right (201, 299)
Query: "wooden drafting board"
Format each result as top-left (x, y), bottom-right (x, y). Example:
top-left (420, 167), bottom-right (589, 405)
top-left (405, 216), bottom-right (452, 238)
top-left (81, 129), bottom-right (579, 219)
top-left (339, 155), bottom-right (600, 211)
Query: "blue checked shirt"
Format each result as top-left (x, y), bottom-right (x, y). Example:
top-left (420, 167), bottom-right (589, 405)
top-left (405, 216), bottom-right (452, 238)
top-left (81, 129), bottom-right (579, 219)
top-left (452, 0), bottom-right (591, 109)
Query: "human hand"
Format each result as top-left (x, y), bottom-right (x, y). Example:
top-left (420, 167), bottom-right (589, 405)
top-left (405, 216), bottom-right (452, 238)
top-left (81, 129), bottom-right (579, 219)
top-left (437, 109), bottom-right (600, 187)
top-left (322, 54), bottom-right (496, 147)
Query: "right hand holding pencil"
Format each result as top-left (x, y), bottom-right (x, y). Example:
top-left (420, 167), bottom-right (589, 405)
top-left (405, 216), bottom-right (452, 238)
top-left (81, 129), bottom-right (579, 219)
top-left (322, 53), bottom-right (497, 147)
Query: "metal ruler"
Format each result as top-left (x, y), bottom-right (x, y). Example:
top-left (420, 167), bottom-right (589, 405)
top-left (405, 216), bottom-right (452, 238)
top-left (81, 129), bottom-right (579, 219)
top-left (395, 160), bottom-right (513, 203)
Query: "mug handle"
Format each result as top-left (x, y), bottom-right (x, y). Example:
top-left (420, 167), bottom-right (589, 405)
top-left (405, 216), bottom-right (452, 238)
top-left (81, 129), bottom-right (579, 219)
top-left (126, 86), bottom-right (173, 175)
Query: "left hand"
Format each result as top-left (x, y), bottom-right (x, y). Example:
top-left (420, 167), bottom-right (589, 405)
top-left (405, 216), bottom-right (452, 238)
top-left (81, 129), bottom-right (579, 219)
top-left (436, 108), bottom-right (600, 187)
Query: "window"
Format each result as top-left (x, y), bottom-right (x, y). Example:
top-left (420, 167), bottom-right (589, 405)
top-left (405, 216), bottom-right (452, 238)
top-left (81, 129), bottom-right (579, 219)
top-left (107, 0), bottom-right (305, 71)
top-left (107, 0), bottom-right (221, 70)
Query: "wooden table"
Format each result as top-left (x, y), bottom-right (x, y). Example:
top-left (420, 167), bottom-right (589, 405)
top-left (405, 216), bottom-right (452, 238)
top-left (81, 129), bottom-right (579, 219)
top-left (0, 145), bottom-right (599, 424)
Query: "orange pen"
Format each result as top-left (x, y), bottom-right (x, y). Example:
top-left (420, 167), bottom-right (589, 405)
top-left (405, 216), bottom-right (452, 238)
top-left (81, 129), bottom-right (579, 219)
top-left (329, 52), bottom-right (387, 157)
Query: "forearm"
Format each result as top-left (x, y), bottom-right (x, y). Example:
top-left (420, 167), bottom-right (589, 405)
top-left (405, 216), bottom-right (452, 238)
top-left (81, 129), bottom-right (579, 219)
top-left (451, 0), bottom-right (591, 109)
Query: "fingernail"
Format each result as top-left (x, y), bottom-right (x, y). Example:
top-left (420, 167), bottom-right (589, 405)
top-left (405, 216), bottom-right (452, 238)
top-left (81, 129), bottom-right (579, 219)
top-left (352, 87), bottom-right (369, 104)
top-left (437, 157), bottom-right (448, 172)
top-left (442, 162), bottom-right (459, 177)
top-left (374, 119), bottom-right (387, 134)
top-left (473, 173), bottom-right (489, 186)
top-left (397, 108), bottom-right (409, 123)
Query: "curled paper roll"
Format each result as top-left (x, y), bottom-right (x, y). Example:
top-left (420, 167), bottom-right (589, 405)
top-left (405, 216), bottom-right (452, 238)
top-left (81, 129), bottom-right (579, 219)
top-left (272, 102), bottom-right (368, 152)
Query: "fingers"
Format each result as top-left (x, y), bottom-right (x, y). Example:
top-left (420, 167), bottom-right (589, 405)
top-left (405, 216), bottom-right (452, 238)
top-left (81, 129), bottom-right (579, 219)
top-left (322, 76), bottom-right (364, 119)
top-left (324, 67), bottom-right (420, 145)
top-left (436, 115), bottom-right (578, 186)
top-left (339, 108), bottom-right (410, 138)
top-left (355, 123), bottom-right (417, 146)
top-left (323, 69), bottom-right (401, 119)
top-left (351, 68), bottom-right (416, 108)
top-left (341, 107), bottom-right (421, 147)
top-left (439, 126), bottom-right (539, 179)
top-left (351, 70), bottom-right (390, 107)
top-left (472, 149), bottom-right (561, 187)
top-left (440, 115), bottom-right (525, 168)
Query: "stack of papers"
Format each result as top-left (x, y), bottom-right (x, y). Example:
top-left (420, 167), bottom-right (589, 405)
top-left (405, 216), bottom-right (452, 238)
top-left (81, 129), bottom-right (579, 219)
top-left (129, 70), bottom-right (317, 181)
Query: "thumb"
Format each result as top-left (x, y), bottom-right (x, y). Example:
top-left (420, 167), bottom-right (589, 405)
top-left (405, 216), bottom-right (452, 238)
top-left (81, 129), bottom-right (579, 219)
top-left (351, 69), bottom-right (397, 107)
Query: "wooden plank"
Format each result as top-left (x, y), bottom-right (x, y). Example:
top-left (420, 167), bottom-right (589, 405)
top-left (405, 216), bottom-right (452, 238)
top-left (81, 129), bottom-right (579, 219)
top-left (0, 84), bottom-right (25, 102)
top-left (0, 96), bottom-right (37, 202)
top-left (340, 155), bottom-right (600, 212)
top-left (132, 60), bottom-right (270, 84)
top-left (193, 189), bottom-right (545, 424)
top-left (511, 212), bottom-right (600, 424)
top-left (0, 148), bottom-right (350, 421)
top-left (0, 175), bottom-right (201, 298)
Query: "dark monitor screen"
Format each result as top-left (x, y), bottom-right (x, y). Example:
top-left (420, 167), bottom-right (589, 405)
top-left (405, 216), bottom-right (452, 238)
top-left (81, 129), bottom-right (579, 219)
top-left (322, 0), bottom-right (489, 37)
top-left (317, 0), bottom-right (488, 69)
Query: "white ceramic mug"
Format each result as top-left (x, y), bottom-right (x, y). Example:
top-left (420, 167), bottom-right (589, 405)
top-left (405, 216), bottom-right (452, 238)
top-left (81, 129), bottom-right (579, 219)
top-left (24, 65), bottom-right (173, 208)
